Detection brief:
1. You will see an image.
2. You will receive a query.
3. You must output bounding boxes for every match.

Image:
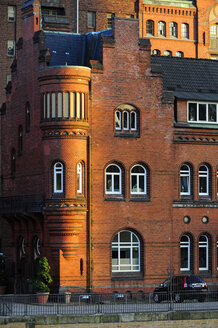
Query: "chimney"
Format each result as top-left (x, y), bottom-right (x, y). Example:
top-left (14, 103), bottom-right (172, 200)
top-left (21, 0), bottom-right (41, 41)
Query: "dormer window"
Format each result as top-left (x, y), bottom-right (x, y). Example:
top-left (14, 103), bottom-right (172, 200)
top-left (188, 102), bottom-right (218, 123)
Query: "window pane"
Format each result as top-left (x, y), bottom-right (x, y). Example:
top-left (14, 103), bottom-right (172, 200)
top-left (64, 93), bottom-right (69, 118)
top-left (131, 112), bottom-right (136, 130)
top-left (52, 93), bottom-right (56, 118)
top-left (76, 93), bottom-right (81, 119)
top-left (181, 247), bottom-right (188, 269)
top-left (131, 175), bottom-right (137, 192)
top-left (132, 166), bottom-right (144, 173)
top-left (107, 165), bottom-right (119, 173)
top-left (123, 111), bottom-right (129, 129)
top-left (47, 93), bottom-right (50, 118)
top-left (139, 175), bottom-right (144, 192)
top-left (208, 104), bottom-right (216, 122)
top-left (199, 247), bottom-right (206, 268)
top-left (180, 176), bottom-right (189, 193)
top-left (114, 175), bottom-right (120, 192)
top-left (106, 175), bottom-right (112, 192)
top-left (199, 177), bottom-right (207, 193)
top-left (188, 103), bottom-right (197, 121)
top-left (199, 104), bottom-right (206, 121)
top-left (115, 111), bottom-right (121, 129)
top-left (58, 93), bottom-right (62, 117)
top-left (120, 231), bottom-right (130, 242)
top-left (56, 173), bottom-right (62, 191)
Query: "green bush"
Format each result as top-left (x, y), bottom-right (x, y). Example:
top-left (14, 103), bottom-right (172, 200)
top-left (33, 257), bottom-right (52, 293)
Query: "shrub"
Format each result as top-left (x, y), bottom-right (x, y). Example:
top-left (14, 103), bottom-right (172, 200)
top-left (33, 257), bottom-right (52, 293)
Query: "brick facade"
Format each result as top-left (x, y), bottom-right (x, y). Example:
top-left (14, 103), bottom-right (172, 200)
top-left (0, 0), bottom-right (218, 294)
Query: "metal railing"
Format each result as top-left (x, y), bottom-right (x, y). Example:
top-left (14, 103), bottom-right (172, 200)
top-left (0, 291), bottom-right (218, 317)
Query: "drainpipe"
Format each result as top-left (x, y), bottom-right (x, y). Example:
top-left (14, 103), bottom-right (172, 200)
top-left (76, 0), bottom-right (79, 33)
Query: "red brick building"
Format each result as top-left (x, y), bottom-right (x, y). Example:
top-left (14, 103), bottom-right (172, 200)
top-left (139, 0), bottom-right (218, 59)
top-left (1, 0), bottom-right (218, 293)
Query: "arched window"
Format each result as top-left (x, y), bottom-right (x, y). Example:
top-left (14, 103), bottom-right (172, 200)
top-left (112, 230), bottom-right (140, 272)
top-left (199, 165), bottom-right (209, 196)
top-left (180, 235), bottom-right (190, 271)
top-left (199, 235), bottom-right (209, 271)
top-left (181, 23), bottom-right (189, 38)
top-left (180, 164), bottom-right (191, 196)
top-left (146, 20), bottom-right (154, 35)
top-left (105, 164), bottom-right (122, 194)
top-left (18, 125), bottom-right (23, 156)
top-left (26, 102), bottom-right (30, 132)
top-left (114, 105), bottom-right (139, 135)
top-left (158, 21), bottom-right (166, 36)
top-left (54, 162), bottom-right (64, 193)
top-left (77, 162), bottom-right (83, 194)
top-left (170, 22), bottom-right (178, 37)
top-left (152, 49), bottom-right (160, 56)
top-left (176, 51), bottom-right (184, 58)
top-left (164, 50), bottom-right (172, 57)
top-left (131, 165), bottom-right (146, 195)
top-left (11, 148), bottom-right (16, 179)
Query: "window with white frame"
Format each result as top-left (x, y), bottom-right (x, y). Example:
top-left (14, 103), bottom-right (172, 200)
top-left (114, 105), bottom-right (138, 135)
top-left (180, 164), bottom-right (191, 196)
top-left (170, 22), bottom-right (178, 37)
top-left (8, 6), bottom-right (16, 22)
top-left (180, 235), bottom-right (190, 271)
top-left (146, 20), bottom-right (154, 35)
top-left (54, 162), bottom-right (64, 193)
top-left (105, 164), bottom-right (122, 195)
top-left (188, 102), bottom-right (218, 123)
top-left (131, 165), bottom-right (146, 195)
top-left (112, 230), bottom-right (140, 272)
top-left (158, 21), bottom-right (166, 36)
top-left (7, 40), bottom-right (15, 56)
top-left (199, 235), bottom-right (208, 271)
top-left (181, 23), bottom-right (189, 38)
top-left (152, 49), bottom-right (160, 56)
top-left (199, 165), bottom-right (209, 196)
top-left (77, 162), bottom-right (83, 194)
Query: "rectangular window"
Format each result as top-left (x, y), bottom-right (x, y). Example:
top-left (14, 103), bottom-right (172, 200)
top-left (76, 93), bottom-right (81, 119)
top-left (70, 92), bottom-right (76, 118)
top-left (8, 6), bottom-right (16, 22)
top-left (46, 93), bottom-right (50, 118)
top-left (57, 92), bottom-right (62, 118)
top-left (64, 93), bottom-right (69, 118)
top-left (87, 12), bottom-right (96, 29)
top-left (107, 13), bottom-right (115, 28)
top-left (7, 40), bottom-right (15, 57)
top-left (51, 93), bottom-right (56, 118)
top-left (188, 102), bottom-right (218, 124)
top-left (81, 93), bottom-right (85, 119)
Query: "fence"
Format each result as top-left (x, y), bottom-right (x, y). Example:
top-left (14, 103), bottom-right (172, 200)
top-left (0, 291), bottom-right (218, 317)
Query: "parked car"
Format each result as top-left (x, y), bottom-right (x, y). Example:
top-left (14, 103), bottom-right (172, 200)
top-left (153, 275), bottom-right (208, 303)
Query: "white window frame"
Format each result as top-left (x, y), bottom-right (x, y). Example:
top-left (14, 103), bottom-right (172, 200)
top-left (176, 51), bottom-right (183, 57)
top-left (123, 111), bottom-right (129, 130)
top-left (112, 230), bottom-right (140, 272)
top-left (7, 40), bottom-right (15, 57)
top-left (8, 6), bottom-right (16, 22)
top-left (130, 111), bottom-right (137, 131)
top-left (180, 164), bottom-right (190, 196)
top-left (164, 50), bottom-right (172, 57)
top-left (180, 235), bottom-right (190, 271)
top-left (54, 162), bottom-right (64, 193)
top-left (105, 164), bottom-right (122, 195)
top-left (181, 23), bottom-right (189, 39)
top-left (199, 235), bottom-right (209, 271)
top-left (115, 110), bottom-right (121, 130)
top-left (187, 102), bottom-right (218, 124)
top-left (130, 165), bottom-right (146, 195)
top-left (170, 22), bottom-right (177, 37)
top-left (158, 21), bottom-right (166, 36)
top-left (77, 162), bottom-right (83, 194)
top-left (199, 165), bottom-right (209, 196)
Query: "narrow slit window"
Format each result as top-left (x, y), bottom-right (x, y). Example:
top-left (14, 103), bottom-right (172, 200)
top-left (57, 93), bottom-right (62, 118)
